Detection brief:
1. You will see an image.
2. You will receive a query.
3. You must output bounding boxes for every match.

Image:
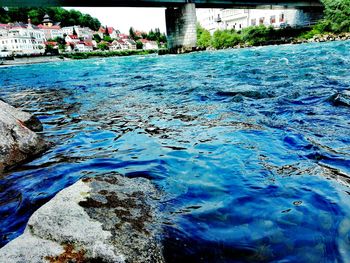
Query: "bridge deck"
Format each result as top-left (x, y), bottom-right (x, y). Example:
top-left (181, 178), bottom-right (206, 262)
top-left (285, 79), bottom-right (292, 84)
top-left (3, 0), bottom-right (323, 8)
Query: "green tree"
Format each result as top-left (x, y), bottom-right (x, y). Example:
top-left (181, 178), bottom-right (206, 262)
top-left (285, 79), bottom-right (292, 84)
top-left (103, 35), bottom-right (113, 43)
top-left (196, 23), bottom-right (211, 48)
top-left (212, 29), bottom-right (242, 49)
top-left (105, 25), bottom-right (110, 36)
top-left (1, 7), bottom-right (101, 31)
top-left (97, 42), bottom-right (109, 51)
top-left (129, 27), bottom-right (136, 40)
top-left (136, 40), bottom-right (143, 49)
top-left (72, 27), bottom-right (77, 36)
top-left (93, 34), bottom-right (101, 43)
top-left (322, 0), bottom-right (350, 32)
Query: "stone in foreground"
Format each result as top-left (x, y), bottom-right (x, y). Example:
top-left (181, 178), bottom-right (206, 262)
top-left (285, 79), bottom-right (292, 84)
top-left (0, 100), bottom-right (48, 172)
top-left (0, 174), bottom-right (164, 263)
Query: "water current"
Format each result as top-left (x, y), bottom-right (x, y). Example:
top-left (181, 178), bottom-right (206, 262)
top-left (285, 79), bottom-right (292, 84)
top-left (1, 40), bottom-right (350, 262)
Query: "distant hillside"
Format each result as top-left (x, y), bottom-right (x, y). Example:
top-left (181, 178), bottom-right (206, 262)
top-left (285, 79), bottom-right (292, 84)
top-left (0, 7), bottom-right (101, 31)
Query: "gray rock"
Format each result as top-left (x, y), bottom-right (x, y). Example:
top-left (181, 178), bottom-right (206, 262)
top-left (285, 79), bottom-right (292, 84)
top-left (0, 100), bottom-right (48, 172)
top-left (0, 174), bottom-right (164, 263)
top-left (0, 99), bottom-right (43, 132)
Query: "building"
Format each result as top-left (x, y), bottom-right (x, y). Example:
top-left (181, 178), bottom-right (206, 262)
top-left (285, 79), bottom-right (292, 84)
top-left (110, 40), bottom-right (123, 50)
top-left (0, 21), bottom-right (46, 56)
top-left (196, 9), bottom-right (225, 34)
top-left (75, 41), bottom-right (93, 52)
top-left (62, 26), bottom-right (94, 40)
top-left (0, 24), bottom-right (8, 37)
top-left (37, 14), bottom-right (63, 40)
top-left (65, 34), bottom-right (80, 44)
top-left (140, 39), bottom-right (158, 50)
top-left (197, 8), bottom-right (319, 33)
top-left (124, 39), bottom-right (137, 50)
top-left (97, 26), bottom-right (120, 39)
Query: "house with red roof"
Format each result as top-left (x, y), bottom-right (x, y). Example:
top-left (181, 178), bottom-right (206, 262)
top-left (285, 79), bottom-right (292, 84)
top-left (0, 20), bottom-right (46, 56)
top-left (97, 26), bottom-right (120, 39)
top-left (110, 39), bottom-right (129, 50)
top-left (37, 14), bottom-right (63, 40)
top-left (75, 41), bottom-right (93, 52)
top-left (65, 34), bottom-right (80, 44)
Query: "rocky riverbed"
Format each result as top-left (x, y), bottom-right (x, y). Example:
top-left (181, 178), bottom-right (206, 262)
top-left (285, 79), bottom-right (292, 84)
top-left (0, 100), bottom-right (49, 172)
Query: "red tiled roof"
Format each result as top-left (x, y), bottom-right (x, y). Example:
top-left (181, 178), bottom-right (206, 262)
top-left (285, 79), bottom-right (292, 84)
top-left (119, 34), bottom-right (128, 39)
top-left (38, 24), bottom-right (61, 30)
top-left (84, 41), bottom-right (94, 46)
top-left (45, 41), bottom-right (58, 45)
top-left (98, 27), bottom-right (115, 34)
top-left (68, 35), bottom-right (79, 39)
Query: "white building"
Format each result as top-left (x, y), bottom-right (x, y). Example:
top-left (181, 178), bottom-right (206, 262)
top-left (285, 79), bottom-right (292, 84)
top-left (62, 26), bottom-right (94, 40)
top-left (75, 41), bottom-right (93, 52)
top-left (38, 24), bottom-right (63, 40)
top-left (197, 8), bottom-right (318, 33)
top-left (0, 24), bottom-right (8, 37)
top-left (97, 26), bottom-right (120, 39)
top-left (37, 14), bottom-right (63, 40)
top-left (196, 9), bottom-right (225, 34)
top-left (140, 39), bottom-right (159, 50)
top-left (0, 22), bottom-right (46, 56)
top-left (65, 34), bottom-right (80, 44)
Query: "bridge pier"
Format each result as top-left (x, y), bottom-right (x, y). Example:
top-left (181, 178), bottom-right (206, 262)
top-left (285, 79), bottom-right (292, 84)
top-left (165, 3), bottom-right (197, 54)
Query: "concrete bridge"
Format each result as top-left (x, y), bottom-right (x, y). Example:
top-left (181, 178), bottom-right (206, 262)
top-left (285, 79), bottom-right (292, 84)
top-left (4, 0), bottom-right (323, 52)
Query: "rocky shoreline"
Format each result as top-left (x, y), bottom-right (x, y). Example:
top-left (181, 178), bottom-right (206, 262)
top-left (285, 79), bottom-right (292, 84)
top-left (0, 174), bottom-right (164, 263)
top-left (0, 100), bottom-right (50, 173)
top-left (0, 100), bottom-right (165, 262)
top-left (203, 32), bottom-right (350, 51)
top-left (0, 56), bottom-right (70, 67)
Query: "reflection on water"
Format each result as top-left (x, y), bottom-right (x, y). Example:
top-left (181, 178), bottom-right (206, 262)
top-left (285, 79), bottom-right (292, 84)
top-left (1, 40), bottom-right (350, 262)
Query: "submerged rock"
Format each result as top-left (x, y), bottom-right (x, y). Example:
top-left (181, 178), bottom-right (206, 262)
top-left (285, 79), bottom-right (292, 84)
top-left (0, 174), bottom-right (164, 263)
top-left (216, 90), bottom-right (275, 100)
top-left (327, 90), bottom-right (350, 107)
top-left (0, 100), bottom-right (48, 172)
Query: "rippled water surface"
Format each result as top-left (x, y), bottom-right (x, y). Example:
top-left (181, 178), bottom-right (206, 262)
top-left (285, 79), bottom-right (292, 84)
top-left (1, 41), bottom-right (350, 262)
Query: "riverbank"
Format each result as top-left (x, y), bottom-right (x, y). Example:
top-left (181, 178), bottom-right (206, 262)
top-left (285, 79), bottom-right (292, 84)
top-left (0, 56), bottom-right (69, 67)
top-left (0, 49), bottom-right (161, 67)
top-left (198, 23), bottom-right (350, 51)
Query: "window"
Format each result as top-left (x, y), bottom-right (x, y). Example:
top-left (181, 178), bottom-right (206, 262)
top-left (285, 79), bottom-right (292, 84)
top-left (270, 16), bottom-right (276, 24)
top-left (279, 13), bottom-right (284, 22)
top-left (259, 17), bottom-right (265, 25)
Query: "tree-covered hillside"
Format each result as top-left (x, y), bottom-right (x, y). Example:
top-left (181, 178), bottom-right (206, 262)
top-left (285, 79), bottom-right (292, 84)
top-left (0, 7), bottom-right (101, 31)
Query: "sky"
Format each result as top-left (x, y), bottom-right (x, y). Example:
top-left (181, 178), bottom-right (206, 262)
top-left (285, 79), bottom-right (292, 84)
top-left (67, 7), bottom-right (166, 34)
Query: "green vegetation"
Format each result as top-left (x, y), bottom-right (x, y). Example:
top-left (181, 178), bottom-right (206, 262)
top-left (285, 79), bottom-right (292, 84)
top-left (0, 7), bottom-right (101, 31)
top-left (197, 25), bottom-right (310, 49)
top-left (212, 29), bottom-right (241, 49)
top-left (97, 42), bottom-right (109, 51)
top-left (196, 24), bottom-right (211, 48)
top-left (63, 49), bottom-right (158, 60)
top-left (136, 40), bottom-right (143, 49)
top-left (197, 0), bottom-right (350, 50)
top-left (322, 0), bottom-right (350, 32)
top-left (129, 27), bottom-right (167, 44)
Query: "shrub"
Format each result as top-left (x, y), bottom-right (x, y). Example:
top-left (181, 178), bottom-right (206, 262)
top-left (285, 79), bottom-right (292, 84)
top-left (211, 29), bottom-right (241, 49)
top-left (197, 24), bottom-right (212, 48)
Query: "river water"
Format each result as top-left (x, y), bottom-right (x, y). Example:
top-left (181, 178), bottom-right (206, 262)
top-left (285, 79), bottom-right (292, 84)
top-left (1, 41), bottom-right (350, 262)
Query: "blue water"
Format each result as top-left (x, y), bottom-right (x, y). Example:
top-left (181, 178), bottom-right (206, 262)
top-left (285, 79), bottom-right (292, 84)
top-left (1, 41), bottom-right (350, 262)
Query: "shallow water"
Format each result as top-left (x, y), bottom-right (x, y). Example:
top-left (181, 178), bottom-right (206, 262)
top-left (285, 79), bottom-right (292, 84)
top-left (1, 41), bottom-right (350, 262)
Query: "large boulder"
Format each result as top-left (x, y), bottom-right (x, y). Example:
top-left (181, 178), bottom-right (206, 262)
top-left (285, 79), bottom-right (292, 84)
top-left (0, 174), bottom-right (164, 263)
top-left (0, 100), bottom-right (48, 172)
